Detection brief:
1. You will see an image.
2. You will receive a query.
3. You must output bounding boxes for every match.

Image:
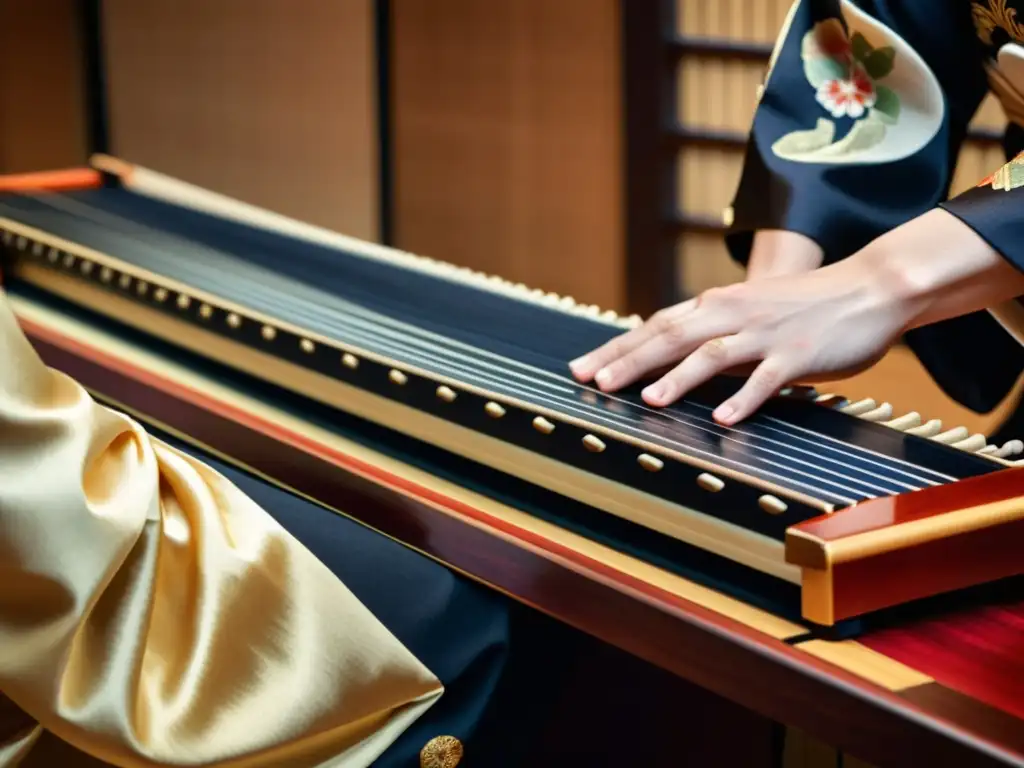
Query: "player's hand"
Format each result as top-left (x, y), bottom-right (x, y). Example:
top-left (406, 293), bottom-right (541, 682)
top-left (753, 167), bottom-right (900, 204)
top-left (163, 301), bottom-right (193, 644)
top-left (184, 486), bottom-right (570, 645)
top-left (568, 259), bottom-right (904, 424)
top-left (569, 208), bottom-right (1024, 425)
top-left (744, 229), bottom-right (824, 281)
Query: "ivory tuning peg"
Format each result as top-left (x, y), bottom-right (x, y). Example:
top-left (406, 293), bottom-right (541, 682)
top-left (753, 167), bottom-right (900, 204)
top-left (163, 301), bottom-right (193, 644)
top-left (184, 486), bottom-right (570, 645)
top-left (882, 412), bottom-right (922, 431)
top-left (951, 433), bottom-right (987, 452)
top-left (984, 439), bottom-right (1024, 459)
top-left (1001, 439), bottom-right (1024, 456)
top-left (857, 403), bottom-right (893, 422)
top-left (839, 398), bottom-right (877, 416)
top-left (823, 395), bottom-right (1024, 463)
top-left (931, 426), bottom-right (970, 444)
top-left (906, 419), bottom-right (944, 438)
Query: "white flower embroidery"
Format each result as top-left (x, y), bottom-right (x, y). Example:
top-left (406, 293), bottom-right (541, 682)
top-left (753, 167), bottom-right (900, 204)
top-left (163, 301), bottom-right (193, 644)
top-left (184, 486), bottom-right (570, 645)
top-left (815, 65), bottom-right (877, 118)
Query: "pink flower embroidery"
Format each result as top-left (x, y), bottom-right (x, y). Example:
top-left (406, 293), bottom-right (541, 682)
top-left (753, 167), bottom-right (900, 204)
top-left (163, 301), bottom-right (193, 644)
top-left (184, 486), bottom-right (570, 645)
top-left (815, 65), bottom-right (877, 118)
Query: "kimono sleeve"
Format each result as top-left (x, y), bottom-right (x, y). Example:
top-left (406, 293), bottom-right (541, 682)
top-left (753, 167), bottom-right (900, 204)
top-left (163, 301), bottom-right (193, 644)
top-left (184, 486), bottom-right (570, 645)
top-left (942, 150), bottom-right (1024, 276)
top-left (724, 0), bottom-right (991, 267)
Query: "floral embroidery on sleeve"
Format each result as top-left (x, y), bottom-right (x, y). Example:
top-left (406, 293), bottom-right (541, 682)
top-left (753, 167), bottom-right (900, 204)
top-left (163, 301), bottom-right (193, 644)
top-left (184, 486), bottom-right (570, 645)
top-left (802, 19), bottom-right (899, 121)
top-left (771, 18), bottom-right (901, 161)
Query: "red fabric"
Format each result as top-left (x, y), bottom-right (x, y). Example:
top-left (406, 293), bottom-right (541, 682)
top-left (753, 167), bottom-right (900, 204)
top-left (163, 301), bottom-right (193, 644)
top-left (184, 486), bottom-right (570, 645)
top-left (861, 598), bottom-right (1024, 720)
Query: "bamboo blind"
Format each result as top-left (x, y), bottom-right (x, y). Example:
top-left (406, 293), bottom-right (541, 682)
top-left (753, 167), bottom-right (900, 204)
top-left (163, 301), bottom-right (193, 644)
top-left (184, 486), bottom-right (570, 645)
top-left (674, 0), bottom-right (1011, 296)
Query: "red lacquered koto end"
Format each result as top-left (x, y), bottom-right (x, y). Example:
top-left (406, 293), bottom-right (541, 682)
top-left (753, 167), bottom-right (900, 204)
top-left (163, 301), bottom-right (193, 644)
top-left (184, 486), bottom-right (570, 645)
top-left (785, 467), bottom-right (1024, 625)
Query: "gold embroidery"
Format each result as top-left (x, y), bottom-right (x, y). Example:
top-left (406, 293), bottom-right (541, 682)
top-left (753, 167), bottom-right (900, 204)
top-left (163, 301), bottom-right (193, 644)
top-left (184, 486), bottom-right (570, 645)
top-left (420, 735), bottom-right (464, 768)
top-left (973, 0), bottom-right (1024, 45)
top-left (978, 150), bottom-right (1024, 190)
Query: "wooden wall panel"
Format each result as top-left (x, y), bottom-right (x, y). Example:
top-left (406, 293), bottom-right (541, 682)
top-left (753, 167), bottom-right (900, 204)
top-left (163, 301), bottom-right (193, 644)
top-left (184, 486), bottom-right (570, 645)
top-left (391, 0), bottom-right (625, 311)
top-left (0, 0), bottom-right (87, 173)
top-left (101, 0), bottom-right (379, 240)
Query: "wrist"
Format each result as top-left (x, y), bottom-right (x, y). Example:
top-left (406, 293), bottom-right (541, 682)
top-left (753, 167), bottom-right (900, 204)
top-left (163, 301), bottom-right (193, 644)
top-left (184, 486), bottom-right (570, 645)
top-left (747, 230), bottom-right (824, 280)
top-left (849, 208), bottom-right (1024, 330)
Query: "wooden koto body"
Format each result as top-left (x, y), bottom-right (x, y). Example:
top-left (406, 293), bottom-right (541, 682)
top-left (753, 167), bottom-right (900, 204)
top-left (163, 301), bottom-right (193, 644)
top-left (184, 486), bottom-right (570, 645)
top-left (1, 160), bottom-right (1023, 630)
top-left (16, 289), bottom-right (1024, 768)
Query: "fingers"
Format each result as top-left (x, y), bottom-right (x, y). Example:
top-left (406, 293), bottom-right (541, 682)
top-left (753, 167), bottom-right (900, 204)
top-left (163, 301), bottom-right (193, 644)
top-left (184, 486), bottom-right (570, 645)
top-left (592, 333), bottom-right (699, 392)
top-left (641, 334), bottom-right (762, 407)
top-left (568, 328), bottom-right (650, 384)
top-left (595, 307), bottom-right (740, 392)
top-left (566, 283), bottom-right (818, 423)
top-left (571, 299), bottom-right (745, 393)
top-left (712, 357), bottom-right (798, 425)
top-left (569, 301), bottom-right (697, 383)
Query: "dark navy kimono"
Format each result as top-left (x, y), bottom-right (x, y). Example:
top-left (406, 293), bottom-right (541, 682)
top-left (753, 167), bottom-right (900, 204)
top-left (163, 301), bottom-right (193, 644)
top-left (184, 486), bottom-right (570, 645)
top-left (725, 0), bottom-right (1024, 420)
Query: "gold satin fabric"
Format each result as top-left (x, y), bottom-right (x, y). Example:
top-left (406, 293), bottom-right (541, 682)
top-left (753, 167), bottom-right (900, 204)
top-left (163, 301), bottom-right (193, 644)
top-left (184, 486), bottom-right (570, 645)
top-left (0, 286), bottom-right (443, 767)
